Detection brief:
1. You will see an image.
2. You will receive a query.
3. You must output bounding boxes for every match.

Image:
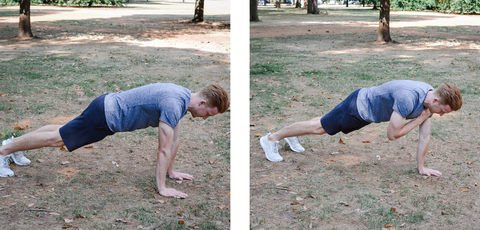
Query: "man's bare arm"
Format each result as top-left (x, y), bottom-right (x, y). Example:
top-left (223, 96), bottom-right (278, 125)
top-left (167, 122), bottom-right (194, 181)
top-left (387, 109), bottom-right (431, 141)
top-left (156, 122), bottom-right (188, 198)
top-left (416, 118), bottom-right (441, 176)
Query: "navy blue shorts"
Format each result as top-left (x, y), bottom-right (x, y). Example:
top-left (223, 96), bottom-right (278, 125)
top-left (59, 94), bottom-right (114, 152)
top-left (320, 89), bottom-right (371, 135)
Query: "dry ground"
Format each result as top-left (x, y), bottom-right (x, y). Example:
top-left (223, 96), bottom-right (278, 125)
top-left (0, 1), bottom-right (230, 229)
top-left (250, 5), bottom-right (480, 230)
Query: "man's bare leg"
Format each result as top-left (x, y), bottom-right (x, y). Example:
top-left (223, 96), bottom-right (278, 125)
top-left (0, 125), bottom-right (65, 157)
top-left (268, 117), bottom-right (327, 142)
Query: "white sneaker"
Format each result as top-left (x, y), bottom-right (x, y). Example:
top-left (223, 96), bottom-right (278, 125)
top-left (284, 136), bottom-right (305, 153)
top-left (0, 155), bottom-right (13, 177)
top-left (3, 136), bottom-right (31, 166)
top-left (260, 133), bottom-right (283, 162)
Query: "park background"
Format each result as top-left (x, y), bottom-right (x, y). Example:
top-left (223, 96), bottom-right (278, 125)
top-left (250, 1), bottom-right (479, 229)
top-left (0, 0), bottom-right (235, 229)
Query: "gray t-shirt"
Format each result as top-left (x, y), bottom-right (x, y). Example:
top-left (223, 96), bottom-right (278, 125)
top-left (104, 83), bottom-right (191, 132)
top-left (356, 80), bottom-right (433, 123)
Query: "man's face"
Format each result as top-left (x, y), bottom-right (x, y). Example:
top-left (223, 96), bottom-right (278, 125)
top-left (191, 104), bottom-right (219, 120)
top-left (428, 102), bottom-right (452, 116)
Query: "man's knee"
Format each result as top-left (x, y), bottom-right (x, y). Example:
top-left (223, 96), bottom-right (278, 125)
top-left (306, 118), bottom-right (325, 135)
top-left (48, 130), bottom-right (65, 147)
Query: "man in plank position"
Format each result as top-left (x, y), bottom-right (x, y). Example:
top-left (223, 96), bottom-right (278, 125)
top-left (0, 83), bottom-right (229, 198)
top-left (260, 80), bottom-right (462, 177)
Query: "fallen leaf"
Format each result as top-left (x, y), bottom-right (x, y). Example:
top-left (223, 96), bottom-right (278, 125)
top-left (37, 159), bottom-right (45, 163)
top-left (209, 159), bottom-right (216, 164)
top-left (277, 117), bottom-right (283, 120)
top-left (309, 194), bottom-right (316, 199)
top-left (76, 214), bottom-right (85, 218)
top-left (177, 212), bottom-right (182, 216)
top-left (153, 194), bottom-right (158, 198)
top-left (291, 200), bottom-right (299, 205)
top-left (158, 200), bottom-right (166, 204)
top-left (285, 152), bottom-right (290, 155)
top-left (291, 96), bottom-right (299, 101)
top-left (217, 205), bottom-right (226, 210)
top-left (322, 92), bottom-right (328, 95)
top-left (362, 140), bottom-right (371, 143)
top-left (178, 220), bottom-right (185, 225)
top-left (27, 203), bottom-right (35, 207)
top-left (441, 211), bottom-right (447, 215)
top-left (391, 207), bottom-right (397, 212)
top-left (64, 218), bottom-right (73, 223)
top-left (115, 219), bottom-right (128, 223)
top-left (296, 197), bottom-right (303, 201)
top-left (50, 212), bottom-right (60, 216)
top-left (414, 185), bottom-right (418, 187)
top-left (0, 94), bottom-right (7, 97)
top-left (254, 134), bottom-right (261, 137)
top-left (461, 189), bottom-right (467, 192)
top-left (339, 139), bottom-right (346, 144)
top-left (467, 160), bottom-right (474, 165)
top-left (114, 179), bottom-right (118, 183)
top-left (336, 67), bottom-right (340, 69)
top-left (60, 146), bottom-right (68, 152)
top-left (84, 145), bottom-right (94, 149)
top-left (384, 224), bottom-right (392, 228)
top-left (14, 125), bottom-right (28, 130)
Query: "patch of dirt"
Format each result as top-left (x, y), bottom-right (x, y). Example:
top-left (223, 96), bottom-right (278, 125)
top-left (324, 155), bottom-right (365, 166)
top-left (57, 167), bottom-right (80, 178)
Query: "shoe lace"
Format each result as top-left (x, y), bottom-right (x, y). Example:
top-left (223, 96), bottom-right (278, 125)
top-left (14, 151), bottom-right (25, 158)
top-left (289, 137), bottom-right (301, 146)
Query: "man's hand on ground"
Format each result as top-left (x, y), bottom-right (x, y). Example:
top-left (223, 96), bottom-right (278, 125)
top-left (168, 171), bottom-right (194, 181)
top-left (419, 168), bottom-right (442, 177)
top-left (159, 187), bottom-right (188, 198)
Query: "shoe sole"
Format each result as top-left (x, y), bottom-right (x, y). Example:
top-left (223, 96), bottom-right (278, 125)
top-left (260, 137), bottom-right (283, 162)
top-left (284, 138), bottom-right (305, 153)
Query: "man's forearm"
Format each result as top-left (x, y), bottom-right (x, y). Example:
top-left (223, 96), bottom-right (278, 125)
top-left (156, 149), bottom-right (171, 192)
top-left (396, 118), bottom-right (424, 139)
top-left (416, 133), bottom-right (430, 171)
top-left (167, 140), bottom-right (180, 175)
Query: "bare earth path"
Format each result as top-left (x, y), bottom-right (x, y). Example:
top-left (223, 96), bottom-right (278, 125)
top-left (251, 5), bottom-right (480, 42)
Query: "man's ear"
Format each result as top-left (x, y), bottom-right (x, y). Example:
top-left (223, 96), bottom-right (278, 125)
top-left (198, 100), bottom-right (207, 106)
top-left (432, 97), bottom-right (440, 103)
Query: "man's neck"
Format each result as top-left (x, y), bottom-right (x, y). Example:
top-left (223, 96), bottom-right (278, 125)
top-left (424, 91), bottom-right (435, 107)
top-left (187, 93), bottom-right (199, 112)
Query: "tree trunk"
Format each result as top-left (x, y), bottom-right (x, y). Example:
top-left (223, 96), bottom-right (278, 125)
top-left (377, 0), bottom-right (391, 42)
top-left (18, 0), bottom-right (33, 38)
top-left (346, 0), bottom-right (348, 7)
top-left (275, 0), bottom-right (281, 8)
top-left (307, 0), bottom-right (318, 14)
top-left (192, 0), bottom-right (205, 22)
top-left (251, 0), bottom-right (259, 21)
top-left (295, 0), bottom-right (301, 8)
